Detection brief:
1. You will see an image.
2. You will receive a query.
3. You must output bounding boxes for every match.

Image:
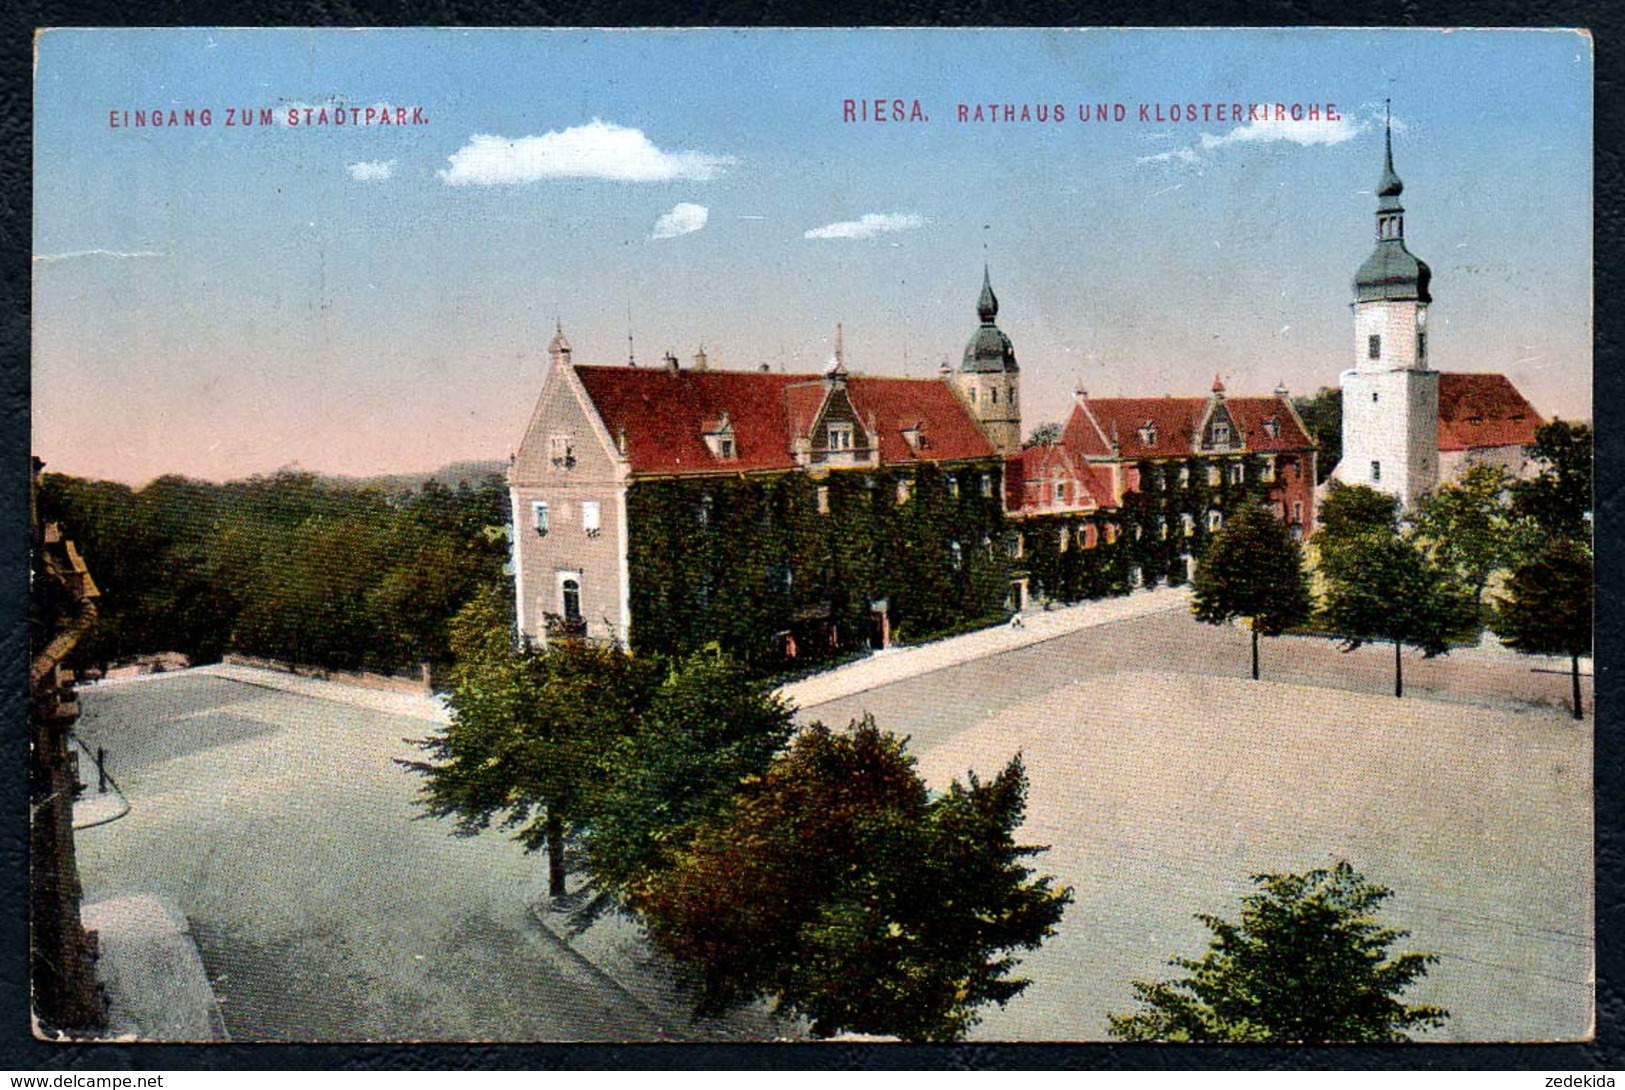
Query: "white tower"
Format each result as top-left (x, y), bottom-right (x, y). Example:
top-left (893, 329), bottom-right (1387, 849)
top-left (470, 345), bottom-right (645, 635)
top-left (953, 266), bottom-right (1022, 455)
top-left (1335, 104), bottom-right (1439, 507)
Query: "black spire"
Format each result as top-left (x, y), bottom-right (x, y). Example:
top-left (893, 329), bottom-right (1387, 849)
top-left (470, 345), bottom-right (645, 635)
top-left (976, 264), bottom-right (999, 324)
top-left (1377, 100), bottom-right (1404, 202)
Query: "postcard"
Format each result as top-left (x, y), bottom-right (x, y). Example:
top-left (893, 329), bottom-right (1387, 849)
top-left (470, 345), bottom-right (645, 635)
top-left (29, 27), bottom-right (1593, 1045)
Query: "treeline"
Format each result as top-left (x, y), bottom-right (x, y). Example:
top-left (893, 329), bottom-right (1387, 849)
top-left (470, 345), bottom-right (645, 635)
top-left (36, 468), bottom-right (511, 677)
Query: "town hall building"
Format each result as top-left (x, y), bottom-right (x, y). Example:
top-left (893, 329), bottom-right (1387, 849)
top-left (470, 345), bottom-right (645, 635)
top-left (508, 109), bottom-right (1547, 663)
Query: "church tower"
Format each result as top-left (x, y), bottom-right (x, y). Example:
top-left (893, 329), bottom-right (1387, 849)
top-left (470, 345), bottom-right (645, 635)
top-left (1335, 103), bottom-right (1439, 506)
top-left (954, 266), bottom-right (1022, 455)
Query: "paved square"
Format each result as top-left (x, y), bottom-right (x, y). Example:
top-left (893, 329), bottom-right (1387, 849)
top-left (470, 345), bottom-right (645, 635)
top-left (802, 613), bottom-right (1592, 1042)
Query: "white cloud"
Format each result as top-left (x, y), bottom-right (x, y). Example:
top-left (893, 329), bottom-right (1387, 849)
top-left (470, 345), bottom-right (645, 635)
top-left (1137, 147), bottom-right (1201, 165)
top-left (346, 160), bottom-right (396, 182)
top-left (1198, 114), bottom-right (1364, 151)
top-left (803, 213), bottom-right (924, 241)
top-left (32, 249), bottom-right (165, 264)
top-left (438, 120), bottom-right (734, 185)
top-left (650, 202), bottom-right (709, 239)
top-left (1140, 112), bottom-right (1367, 169)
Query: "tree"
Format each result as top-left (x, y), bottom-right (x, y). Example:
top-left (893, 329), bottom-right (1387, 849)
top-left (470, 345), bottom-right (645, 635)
top-left (631, 717), bottom-right (1072, 1041)
top-left (1410, 463), bottom-right (1541, 602)
top-left (1023, 421), bottom-right (1062, 448)
top-left (581, 650), bottom-right (795, 901)
top-left (1192, 501), bottom-right (1313, 680)
top-left (403, 588), bottom-right (661, 897)
top-left (1320, 533), bottom-right (1473, 699)
top-left (1314, 481), bottom-right (1400, 571)
top-left (1494, 539), bottom-right (1593, 720)
top-left (1292, 387), bottom-right (1342, 483)
top-left (1108, 862), bottom-right (1448, 1043)
top-left (1513, 419), bottom-right (1592, 543)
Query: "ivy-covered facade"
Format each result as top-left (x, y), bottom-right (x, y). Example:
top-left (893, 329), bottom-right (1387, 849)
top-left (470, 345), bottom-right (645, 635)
top-left (508, 284), bottom-right (1316, 671)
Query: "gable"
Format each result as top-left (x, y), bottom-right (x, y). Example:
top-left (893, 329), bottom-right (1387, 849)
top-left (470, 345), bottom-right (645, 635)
top-left (513, 361), bottom-right (623, 485)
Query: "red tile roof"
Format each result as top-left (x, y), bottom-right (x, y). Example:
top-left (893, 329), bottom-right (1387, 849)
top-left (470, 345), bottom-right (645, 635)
top-left (1061, 395), bottom-right (1313, 459)
top-left (1006, 444), bottom-right (1113, 512)
top-left (1437, 372), bottom-right (1542, 452)
top-left (572, 365), bottom-right (996, 477)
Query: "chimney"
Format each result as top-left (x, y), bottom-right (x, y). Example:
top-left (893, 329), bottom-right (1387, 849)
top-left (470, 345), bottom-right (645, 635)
top-left (759, 362), bottom-right (770, 372)
top-left (664, 351), bottom-right (680, 374)
top-left (694, 345), bottom-right (709, 372)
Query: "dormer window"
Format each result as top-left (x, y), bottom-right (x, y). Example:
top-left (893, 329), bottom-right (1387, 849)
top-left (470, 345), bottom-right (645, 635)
top-left (703, 413), bottom-right (737, 461)
top-left (827, 423), bottom-right (854, 451)
top-left (1263, 418), bottom-right (1280, 439)
top-left (1138, 421), bottom-right (1157, 447)
top-left (901, 423), bottom-right (926, 452)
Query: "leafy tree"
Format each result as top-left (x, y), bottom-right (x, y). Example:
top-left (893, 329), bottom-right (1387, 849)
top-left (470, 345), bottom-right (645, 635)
top-left (631, 716), bottom-right (1072, 1041)
top-left (1023, 421), bottom-right (1062, 448)
top-left (1513, 419), bottom-right (1592, 543)
top-left (403, 588), bottom-right (661, 897)
top-left (1410, 464), bottom-right (1541, 602)
top-left (1494, 539), bottom-right (1593, 720)
top-left (581, 650), bottom-right (795, 902)
top-left (1108, 862), bottom-right (1448, 1043)
top-left (1292, 387), bottom-right (1342, 483)
top-left (1192, 501), bottom-right (1313, 680)
top-left (1314, 481), bottom-right (1400, 574)
top-left (1320, 533), bottom-right (1474, 699)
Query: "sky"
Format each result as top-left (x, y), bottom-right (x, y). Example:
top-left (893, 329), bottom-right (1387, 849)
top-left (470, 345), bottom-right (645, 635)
top-left (32, 28), bottom-right (1593, 486)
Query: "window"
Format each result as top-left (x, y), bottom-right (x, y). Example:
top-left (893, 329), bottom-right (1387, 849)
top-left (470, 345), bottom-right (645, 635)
top-left (990, 386), bottom-right (999, 405)
top-left (718, 437), bottom-right (735, 459)
top-left (1179, 465), bottom-right (1190, 486)
top-left (1230, 463), bottom-right (1244, 485)
top-left (1208, 509), bottom-right (1223, 532)
top-left (561, 578), bottom-right (581, 623)
top-left (1261, 456), bottom-right (1276, 483)
top-left (1293, 501), bottom-right (1304, 524)
top-left (1056, 480), bottom-right (1068, 504)
top-left (1368, 334), bottom-right (1382, 360)
top-left (582, 501), bottom-right (601, 536)
top-left (699, 494), bottom-right (714, 526)
top-left (1059, 527), bottom-right (1071, 553)
top-left (827, 423), bottom-right (854, 451)
top-left (950, 541), bottom-right (963, 570)
top-left (1263, 418), bottom-right (1280, 440)
top-left (1182, 512), bottom-right (1195, 537)
top-left (817, 486), bottom-right (830, 515)
top-left (1158, 517), bottom-right (1168, 540)
top-left (968, 387), bottom-right (977, 404)
top-left (1371, 460), bottom-right (1382, 482)
top-left (1417, 330), bottom-right (1427, 362)
top-left (946, 474), bottom-right (960, 499)
top-left (1213, 421), bottom-right (1231, 446)
top-left (1154, 468), bottom-right (1166, 491)
top-left (549, 435), bottom-right (575, 468)
top-left (1139, 423), bottom-right (1157, 447)
top-left (1008, 533), bottom-right (1025, 560)
top-left (1207, 464), bottom-right (1221, 487)
top-left (1372, 391), bottom-right (1379, 403)
top-left (981, 473), bottom-right (993, 498)
top-left (896, 478), bottom-right (912, 505)
top-left (531, 501), bottom-right (549, 535)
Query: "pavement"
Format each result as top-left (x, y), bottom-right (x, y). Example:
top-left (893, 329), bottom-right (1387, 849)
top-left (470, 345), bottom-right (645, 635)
top-left (801, 608), bottom-right (1593, 1042)
top-left (80, 894), bottom-right (228, 1042)
top-left (778, 585), bottom-right (1193, 710)
top-left (65, 592), bottom-right (1591, 1042)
